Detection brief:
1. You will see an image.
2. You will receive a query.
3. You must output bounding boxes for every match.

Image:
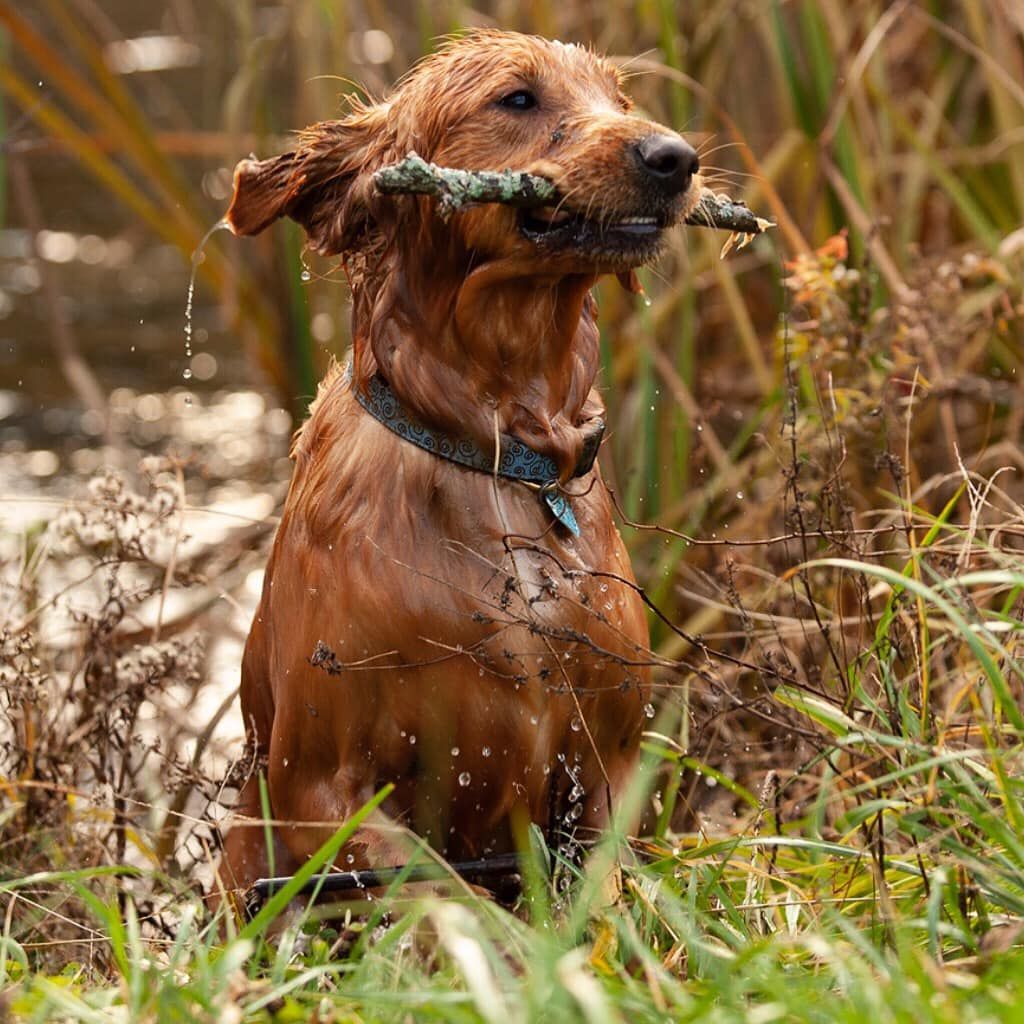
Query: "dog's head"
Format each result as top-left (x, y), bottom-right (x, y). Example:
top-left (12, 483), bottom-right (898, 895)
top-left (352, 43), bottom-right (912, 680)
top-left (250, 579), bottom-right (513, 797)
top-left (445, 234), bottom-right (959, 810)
top-left (227, 30), bottom-right (700, 277)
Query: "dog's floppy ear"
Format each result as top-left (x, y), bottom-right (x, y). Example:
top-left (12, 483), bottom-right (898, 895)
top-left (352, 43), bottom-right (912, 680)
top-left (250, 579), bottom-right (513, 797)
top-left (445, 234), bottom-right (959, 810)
top-left (226, 102), bottom-right (392, 256)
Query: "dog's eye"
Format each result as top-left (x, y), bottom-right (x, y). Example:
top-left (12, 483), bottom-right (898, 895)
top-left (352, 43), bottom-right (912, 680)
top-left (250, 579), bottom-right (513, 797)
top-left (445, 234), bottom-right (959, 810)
top-left (497, 89), bottom-right (538, 112)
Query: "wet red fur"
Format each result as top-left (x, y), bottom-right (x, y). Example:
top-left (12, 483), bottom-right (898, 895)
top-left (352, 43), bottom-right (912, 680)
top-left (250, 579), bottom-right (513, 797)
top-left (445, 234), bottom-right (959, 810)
top-left (217, 30), bottom-right (699, 898)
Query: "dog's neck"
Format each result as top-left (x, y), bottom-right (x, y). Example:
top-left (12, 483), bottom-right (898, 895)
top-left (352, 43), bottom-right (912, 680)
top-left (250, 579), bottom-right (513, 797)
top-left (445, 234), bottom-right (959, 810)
top-left (353, 256), bottom-right (604, 478)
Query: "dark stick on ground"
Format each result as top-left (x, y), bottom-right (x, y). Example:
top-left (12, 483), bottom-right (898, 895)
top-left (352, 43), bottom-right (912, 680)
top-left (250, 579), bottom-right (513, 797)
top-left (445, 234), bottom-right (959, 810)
top-left (245, 852), bottom-right (524, 917)
top-left (373, 152), bottom-right (774, 236)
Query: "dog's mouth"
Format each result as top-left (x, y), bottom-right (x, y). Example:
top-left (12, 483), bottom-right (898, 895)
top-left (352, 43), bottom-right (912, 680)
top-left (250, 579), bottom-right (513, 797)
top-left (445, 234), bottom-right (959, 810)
top-left (518, 204), bottom-right (674, 263)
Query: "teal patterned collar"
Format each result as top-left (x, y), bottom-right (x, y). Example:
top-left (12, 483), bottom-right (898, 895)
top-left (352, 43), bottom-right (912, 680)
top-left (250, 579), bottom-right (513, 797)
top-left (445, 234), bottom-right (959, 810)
top-left (351, 369), bottom-right (603, 536)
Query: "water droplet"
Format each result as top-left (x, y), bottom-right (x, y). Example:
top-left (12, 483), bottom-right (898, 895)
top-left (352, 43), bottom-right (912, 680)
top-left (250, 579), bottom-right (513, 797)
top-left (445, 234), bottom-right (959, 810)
top-left (736, 490), bottom-right (744, 500)
top-left (281, 757), bottom-right (289, 767)
top-left (530, 715), bottom-right (538, 726)
top-left (458, 772), bottom-right (472, 787)
top-left (482, 746), bottom-right (491, 757)
top-left (182, 368), bottom-right (193, 380)
top-left (451, 746), bottom-right (460, 756)
top-left (300, 269), bottom-right (312, 282)
top-left (346, 854), bottom-right (355, 864)
top-left (409, 734), bottom-right (417, 744)
top-left (570, 716), bottom-right (582, 732)
top-left (183, 219), bottom-right (228, 386)
top-left (643, 703), bottom-right (656, 719)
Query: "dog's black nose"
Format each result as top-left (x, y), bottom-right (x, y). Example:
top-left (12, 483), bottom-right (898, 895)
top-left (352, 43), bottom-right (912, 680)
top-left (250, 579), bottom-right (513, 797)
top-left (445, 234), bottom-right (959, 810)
top-left (635, 134), bottom-right (700, 195)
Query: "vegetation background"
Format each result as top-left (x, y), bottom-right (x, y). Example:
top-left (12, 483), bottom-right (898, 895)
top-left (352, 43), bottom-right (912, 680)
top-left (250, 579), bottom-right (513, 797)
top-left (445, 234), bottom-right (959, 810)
top-left (2, 0), bottom-right (1024, 1020)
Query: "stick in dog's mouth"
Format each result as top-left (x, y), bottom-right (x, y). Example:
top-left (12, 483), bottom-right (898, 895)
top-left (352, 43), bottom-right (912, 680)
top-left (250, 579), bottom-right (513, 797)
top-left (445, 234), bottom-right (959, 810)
top-left (372, 151), bottom-right (774, 251)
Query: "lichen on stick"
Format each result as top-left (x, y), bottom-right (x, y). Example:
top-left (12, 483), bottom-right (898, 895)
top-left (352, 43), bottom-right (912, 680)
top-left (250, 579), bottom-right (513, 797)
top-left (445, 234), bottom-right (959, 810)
top-left (372, 151), bottom-right (774, 245)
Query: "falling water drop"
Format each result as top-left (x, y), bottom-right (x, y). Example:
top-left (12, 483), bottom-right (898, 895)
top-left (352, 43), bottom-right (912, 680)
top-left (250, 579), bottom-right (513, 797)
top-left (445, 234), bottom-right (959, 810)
top-left (458, 772), bottom-right (472, 787)
top-left (183, 218), bottom-right (230, 398)
top-left (643, 703), bottom-right (656, 719)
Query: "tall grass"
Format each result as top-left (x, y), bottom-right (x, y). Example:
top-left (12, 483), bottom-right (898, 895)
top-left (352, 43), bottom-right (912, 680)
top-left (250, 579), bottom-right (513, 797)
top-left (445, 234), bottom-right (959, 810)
top-left (7, 571), bottom-right (1024, 1021)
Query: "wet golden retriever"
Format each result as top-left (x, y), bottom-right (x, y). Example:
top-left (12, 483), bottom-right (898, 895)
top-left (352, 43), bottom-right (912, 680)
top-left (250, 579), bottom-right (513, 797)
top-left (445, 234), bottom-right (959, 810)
top-left (218, 29), bottom-right (699, 897)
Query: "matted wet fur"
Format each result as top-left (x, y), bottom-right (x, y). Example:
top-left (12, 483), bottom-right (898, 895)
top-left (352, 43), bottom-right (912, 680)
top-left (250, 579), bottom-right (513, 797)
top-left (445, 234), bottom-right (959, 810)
top-left (217, 30), bottom-right (701, 899)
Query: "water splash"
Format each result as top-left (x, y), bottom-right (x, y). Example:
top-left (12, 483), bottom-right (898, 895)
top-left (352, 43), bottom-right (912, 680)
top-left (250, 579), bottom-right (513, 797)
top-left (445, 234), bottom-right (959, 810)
top-left (183, 218), bottom-right (230, 402)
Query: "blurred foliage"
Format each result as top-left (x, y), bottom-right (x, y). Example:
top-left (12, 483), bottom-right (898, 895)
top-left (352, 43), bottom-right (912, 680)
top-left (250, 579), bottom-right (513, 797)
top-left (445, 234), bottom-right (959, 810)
top-left (4, 0), bottom-right (1022, 410)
